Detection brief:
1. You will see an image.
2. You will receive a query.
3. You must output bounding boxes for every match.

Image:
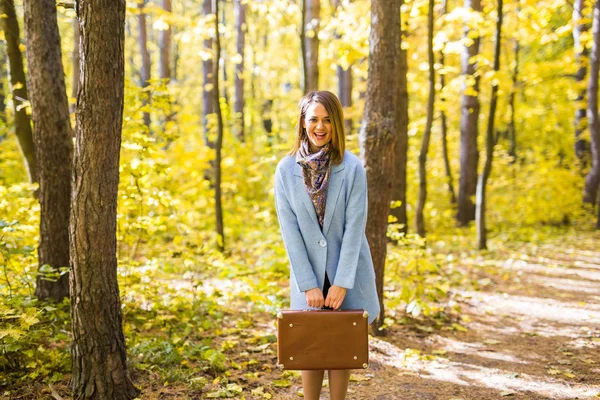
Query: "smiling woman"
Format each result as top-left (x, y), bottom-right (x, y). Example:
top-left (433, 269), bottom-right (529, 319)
top-left (274, 90), bottom-right (380, 400)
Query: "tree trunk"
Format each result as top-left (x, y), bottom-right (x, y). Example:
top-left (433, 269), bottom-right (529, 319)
top-left (138, 0), bottom-right (151, 129)
top-left (574, 0), bottom-right (590, 165)
top-left (23, 0), bottom-right (73, 301)
top-left (304, 0), bottom-right (320, 92)
top-left (337, 65), bottom-right (353, 134)
top-left (439, 0), bottom-right (457, 204)
top-left (70, 0), bottom-right (139, 398)
top-left (359, 0), bottom-right (401, 335)
top-left (334, 0), bottom-right (353, 135)
top-left (457, 0), bottom-right (482, 226)
top-left (70, 17), bottom-right (80, 116)
top-left (173, 29), bottom-right (179, 82)
top-left (585, 0), bottom-right (600, 211)
top-left (234, 0), bottom-right (245, 141)
top-left (1, 0), bottom-right (37, 183)
top-left (0, 42), bottom-right (6, 131)
top-left (300, 0), bottom-right (308, 93)
top-left (476, 0), bottom-right (503, 249)
top-left (416, 0), bottom-right (435, 238)
top-left (220, 1), bottom-right (229, 106)
top-left (212, 0), bottom-right (225, 251)
top-left (203, 0), bottom-right (215, 147)
top-left (390, 0), bottom-right (409, 235)
top-left (159, 0), bottom-right (172, 81)
top-left (508, 37), bottom-right (519, 161)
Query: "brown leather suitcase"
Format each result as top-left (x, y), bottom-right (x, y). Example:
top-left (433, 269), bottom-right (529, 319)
top-left (276, 309), bottom-right (369, 370)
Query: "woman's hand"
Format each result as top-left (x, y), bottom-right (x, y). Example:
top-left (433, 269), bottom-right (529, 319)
top-left (324, 285), bottom-right (346, 310)
top-left (305, 287), bottom-right (325, 308)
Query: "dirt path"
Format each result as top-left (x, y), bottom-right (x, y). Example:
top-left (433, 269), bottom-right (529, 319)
top-left (254, 241), bottom-right (600, 399)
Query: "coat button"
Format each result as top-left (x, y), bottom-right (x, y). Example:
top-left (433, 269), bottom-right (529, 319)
top-left (319, 239), bottom-right (327, 247)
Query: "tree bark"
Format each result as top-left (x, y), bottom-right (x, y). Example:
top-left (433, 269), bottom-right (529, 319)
top-left (159, 0), bottom-right (172, 82)
top-left (23, 0), bottom-right (73, 301)
top-left (304, 0), bottom-right (320, 92)
top-left (390, 0), bottom-right (409, 235)
top-left (416, 0), bottom-right (435, 238)
top-left (457, 0), bottom-right (482, 226)
top-left (334, 0), bottom-right (353, 135)
top-left (219, 1), bottom-right (229, 106)
top-left (203, 0), bottom-right (215, 147)
top-left (70, 0), bottom-right (139, 398)
top-left (1, 0), bottom-right (37, 183)
top-left (574, 0), bottom-right (590, 165)
top-left (300, 0), bottom-right (308, 93)
top-left (585, 0), bottom-right (600, 212)
top-left (337, 65), bottom-right (353, 134)
top-left (138, 0), bottom-right (151, 129)
top-left (476, 0), bottom-right (503, 249)
top-left (212, 0), bottom-right (225, 251)
top-left (439, 0), bottom-right (457, 204)
top-left (359, 0), bottom-right (401, 335)
top-left (70, 17), bottom-right (80, 116)
top-left (508, 37), bottom-right (519, 161)
top-left (234, 0), bottom-right (245, 141)
top-left (0, 42), bottom-right (6, 129)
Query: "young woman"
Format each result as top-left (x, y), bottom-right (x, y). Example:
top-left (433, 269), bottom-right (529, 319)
top-left (274, 90), bottom-right (380, 400)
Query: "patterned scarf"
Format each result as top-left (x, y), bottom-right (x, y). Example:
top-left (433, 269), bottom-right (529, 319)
top-left (296, 139), bottom-right (332, 229)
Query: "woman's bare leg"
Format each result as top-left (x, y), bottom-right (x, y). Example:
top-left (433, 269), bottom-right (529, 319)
top-left (328, 369), bottom-right (351, 400)
top-left (301, 370), bottom-right (325, 400)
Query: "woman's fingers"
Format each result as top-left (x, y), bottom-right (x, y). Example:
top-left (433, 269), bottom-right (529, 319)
top-left (324, 285), bottom-right (347, 309)
top-left (305, 288), bottom-right (324, 308)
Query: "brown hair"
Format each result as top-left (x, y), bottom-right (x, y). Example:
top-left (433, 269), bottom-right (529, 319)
top-left (288, 90), bottom-right (345, 165)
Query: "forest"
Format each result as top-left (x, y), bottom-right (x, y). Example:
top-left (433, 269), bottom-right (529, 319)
top-left (0, 0), bottom-right (599, 398)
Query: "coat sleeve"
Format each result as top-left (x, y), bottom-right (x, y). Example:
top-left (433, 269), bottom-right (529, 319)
top-left (274, 167), bottom-right (319, 292)
top-left (332, 163), bottom-right (368, 289)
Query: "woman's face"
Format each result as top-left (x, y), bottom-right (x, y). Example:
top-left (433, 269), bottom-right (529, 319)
top-left (302, 102), bottom-right (332, 153)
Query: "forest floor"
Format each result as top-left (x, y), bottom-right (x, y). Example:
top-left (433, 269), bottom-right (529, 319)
top-left (188, 232), bottom-right (600, 400)
top-left (10, 231), bottom-right (600, 400)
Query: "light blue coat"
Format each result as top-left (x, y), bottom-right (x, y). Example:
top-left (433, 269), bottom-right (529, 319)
top-left (274, 150), bottom-right (380, 324)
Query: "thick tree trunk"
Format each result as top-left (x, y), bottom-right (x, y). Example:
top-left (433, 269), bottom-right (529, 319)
top-left (234, 0), bottom-right (245, 141)
top-left (574, 0), bottom-right (590, 165)
top-left (138, 0), bottom-right (151, 129)
top-left (70, 0), bottom-right (139, 398)
top-left (212, 0), bottom-right (225, 251)
top-left (70, 17), bottom-right (80, 116)
top-left (390, 0), bottom-right (409, 235)
top-left (159, 0), bottom-right (172, 81)
top-left (457, 0), bottom-right (482, 226)
top-left (416, 0), bottom-right (435, 238)
top-left (476, 0), bottom-right (503, 249)
top-left (304, 0), bottom-right (320, 92)
top-left (585, 0), bottom-right (600, 212)
top-left (24, 0), bottom-right (73, 301)
top-left (203, 0), bottom-right (215, 147)
top-left (1, 0), bottom-right (36, 183)
top-left (439, 0), bottom-right (457, 204)
top-left (359, 0), bottom-right (401, 335)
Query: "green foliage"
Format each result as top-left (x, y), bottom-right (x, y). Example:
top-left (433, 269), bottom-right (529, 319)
top-left (0, 296), bottom-right (71, 386)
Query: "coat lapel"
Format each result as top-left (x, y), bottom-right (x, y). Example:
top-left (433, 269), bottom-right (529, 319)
top-left (294, 161), bottom-right (345, 235)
